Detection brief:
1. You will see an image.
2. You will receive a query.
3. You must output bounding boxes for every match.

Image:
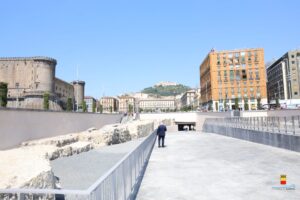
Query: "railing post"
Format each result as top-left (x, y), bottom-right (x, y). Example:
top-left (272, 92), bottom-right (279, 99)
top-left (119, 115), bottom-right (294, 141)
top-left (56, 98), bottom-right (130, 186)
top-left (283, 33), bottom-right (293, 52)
top-left (18, 193), bottom-right (25, 200)
top-left (292, 116), bottom-right (295, 135)
top-left (266, 117), bottom-right (268, 132)
top-left (284, 117), bottom-right (287, 134)
top-left (272, 117), bottom-right (274, 133)
top-left (278, 117), bottom-right (280, 133)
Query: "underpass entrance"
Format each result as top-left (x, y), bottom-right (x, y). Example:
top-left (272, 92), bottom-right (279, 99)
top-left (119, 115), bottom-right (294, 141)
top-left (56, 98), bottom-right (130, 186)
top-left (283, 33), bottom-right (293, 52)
top-left (176, 122), bottom-right (196, 131)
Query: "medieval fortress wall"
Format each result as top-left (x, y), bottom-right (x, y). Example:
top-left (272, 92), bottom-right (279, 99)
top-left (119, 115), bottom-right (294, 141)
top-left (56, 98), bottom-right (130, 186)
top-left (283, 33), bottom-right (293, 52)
top-left (0, 57), bottom-right (84, 110)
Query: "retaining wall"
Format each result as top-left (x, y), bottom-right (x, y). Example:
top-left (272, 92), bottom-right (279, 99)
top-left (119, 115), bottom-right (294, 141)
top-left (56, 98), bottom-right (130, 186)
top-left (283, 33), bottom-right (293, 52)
top-left (203, 121), bottom-right (300, 152)
top-left (0, 109), bottom-right (122, 150)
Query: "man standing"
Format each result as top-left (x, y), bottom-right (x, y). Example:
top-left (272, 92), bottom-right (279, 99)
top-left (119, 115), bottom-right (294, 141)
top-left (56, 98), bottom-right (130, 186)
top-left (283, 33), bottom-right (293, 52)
top-left (157, 123), bottom-right (167, 148)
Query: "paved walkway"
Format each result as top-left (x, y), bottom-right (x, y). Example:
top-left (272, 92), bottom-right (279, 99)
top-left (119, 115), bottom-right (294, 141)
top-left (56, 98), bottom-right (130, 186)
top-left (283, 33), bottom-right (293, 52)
top-left (51, 138), bottom-right (144, 189)
top-left (136, 132), bottom-right (300, 200)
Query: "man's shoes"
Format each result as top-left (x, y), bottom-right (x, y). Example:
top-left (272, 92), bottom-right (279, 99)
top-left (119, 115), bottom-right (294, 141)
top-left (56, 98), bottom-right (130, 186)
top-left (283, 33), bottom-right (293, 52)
top-left (158, 146), bottom-right (161, 148)
top-left (162, 145), bottom-right (166, 148)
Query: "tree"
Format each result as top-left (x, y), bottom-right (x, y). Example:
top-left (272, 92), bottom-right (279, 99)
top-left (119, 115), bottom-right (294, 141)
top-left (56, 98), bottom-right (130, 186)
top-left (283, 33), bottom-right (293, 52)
top-left (82, 101), bottom-right (87, 112)
top-left (244, 98), bottom-right (249, 111)
top-left (92, 101), bottom-right (96, 113)
top-left (128, 104), bottom-right (133, 113)
top-left (66, 98), bottom-right (73, 111)
top-left (215, 102), bottom-right (218, 111)
top-left (276, 97), bottom-right (280, 109)
top-left (235, 98), bottom-right (239, 110)
top-left (257, 97), bottom-right (262, 110)
top-left (0, 82), bottom-right (8, 107)
top-left (98, 104), bottom-right (103, 113)
top-left (109, 105), bottom-right (113, 113)
top-left (208, 103), bottom-right (212, 111)
top-left (223, 100), bottom-right (227, 111)
top-left (43, 93), bottom-right (49, 110)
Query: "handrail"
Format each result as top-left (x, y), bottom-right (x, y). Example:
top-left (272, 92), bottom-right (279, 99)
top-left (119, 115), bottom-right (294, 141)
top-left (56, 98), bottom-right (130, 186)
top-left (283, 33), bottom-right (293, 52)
top-left (0, 130), bottom-right (157, 199)
top-left (87, 131), bottom-right (155, 193)
top-left (204, 115), bottom-right (300, 135)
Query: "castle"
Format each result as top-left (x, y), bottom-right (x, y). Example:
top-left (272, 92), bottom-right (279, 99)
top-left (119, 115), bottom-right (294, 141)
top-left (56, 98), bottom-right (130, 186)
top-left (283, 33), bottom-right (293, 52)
top-left (0, 57), bottom-right (85, 110)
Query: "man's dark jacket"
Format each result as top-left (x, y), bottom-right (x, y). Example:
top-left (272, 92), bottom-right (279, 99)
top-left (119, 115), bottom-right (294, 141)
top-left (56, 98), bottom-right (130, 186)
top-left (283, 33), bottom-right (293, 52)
top-left (157, 124), bottom-right (167, 136)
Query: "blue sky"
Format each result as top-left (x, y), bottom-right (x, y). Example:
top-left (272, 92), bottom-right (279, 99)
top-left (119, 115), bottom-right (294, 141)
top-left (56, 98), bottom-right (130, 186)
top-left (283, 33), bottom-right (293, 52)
top-left (1, 0), bottom-right (299, 98)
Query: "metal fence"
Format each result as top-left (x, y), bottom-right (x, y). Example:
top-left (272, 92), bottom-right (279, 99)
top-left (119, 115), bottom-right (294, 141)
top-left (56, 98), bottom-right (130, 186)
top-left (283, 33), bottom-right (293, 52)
top-left (204, 116), bottom-right (300, 135)
top-left (0, 131), bottom-right (157, 200)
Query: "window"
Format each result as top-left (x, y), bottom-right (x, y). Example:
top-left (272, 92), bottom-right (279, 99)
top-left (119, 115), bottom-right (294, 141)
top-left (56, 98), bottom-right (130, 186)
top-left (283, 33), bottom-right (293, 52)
top-left (291, 55), bottom-right (295, 58)
top-left (255, 69), bottom-right (260, 80)
top-left (224, 71), bottom-right (228, 82)
top-left (230, 70), bottom-right (234, 81)
top-left (292, 61), bottom-right (295, 64)
top-left (242, 69), bottom-right (247, 80)
top-left (236, 71), bottom-right (240, 81)
top-left (249, 69), bottom-right (253, 80)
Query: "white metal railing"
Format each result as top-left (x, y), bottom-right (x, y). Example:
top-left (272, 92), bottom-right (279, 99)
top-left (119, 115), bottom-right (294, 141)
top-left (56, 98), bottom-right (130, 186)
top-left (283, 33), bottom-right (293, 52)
top-left (0, 131), bottom-right (157, 200)
top-left (204, 116), bottom-right (300, 135)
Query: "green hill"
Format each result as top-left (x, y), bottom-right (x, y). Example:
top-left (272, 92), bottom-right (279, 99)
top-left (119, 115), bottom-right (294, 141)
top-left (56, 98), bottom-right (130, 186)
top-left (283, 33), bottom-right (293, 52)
top-left (141, 84), bottom-right (191, 97)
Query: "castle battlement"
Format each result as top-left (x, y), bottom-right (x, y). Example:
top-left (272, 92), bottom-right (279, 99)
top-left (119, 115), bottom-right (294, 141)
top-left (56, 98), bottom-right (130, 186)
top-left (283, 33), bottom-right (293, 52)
top-left (0, 56), bottom-right (57, 65)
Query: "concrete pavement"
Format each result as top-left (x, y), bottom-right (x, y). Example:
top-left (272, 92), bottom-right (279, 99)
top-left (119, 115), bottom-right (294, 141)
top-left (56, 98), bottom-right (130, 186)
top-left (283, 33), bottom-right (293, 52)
top-left (51, 137), bottom-right (144, 190)
top-left (136, 132), bottom-right (300, 200)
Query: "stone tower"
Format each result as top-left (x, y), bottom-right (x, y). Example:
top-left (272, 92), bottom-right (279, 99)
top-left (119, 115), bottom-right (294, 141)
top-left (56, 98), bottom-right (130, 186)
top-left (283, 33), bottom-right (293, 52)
top-left (71, 80), bottom-right (85, 110)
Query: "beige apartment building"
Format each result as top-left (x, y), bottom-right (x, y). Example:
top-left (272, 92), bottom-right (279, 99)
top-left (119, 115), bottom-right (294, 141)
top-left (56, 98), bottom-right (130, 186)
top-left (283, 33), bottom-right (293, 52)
top-left (139, 97), bottom-right (176, 112)
top-left (200, 48), bottom-right (267, 111)
top-left (100, 96), bottom-right (118, 113)
top-left (180, 89), bottom-right (196, 108)
top-left (118, 95), bottom-right (135, 113)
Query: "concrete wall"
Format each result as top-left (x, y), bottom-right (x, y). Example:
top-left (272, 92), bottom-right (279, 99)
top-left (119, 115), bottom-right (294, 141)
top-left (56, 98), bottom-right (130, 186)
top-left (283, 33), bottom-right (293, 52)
top-left (140, 112), bottom-right (230, 131)
top-left (203, 122), bottom-right (300, 152)
top-left (0, 108), bottom-right (122, 150)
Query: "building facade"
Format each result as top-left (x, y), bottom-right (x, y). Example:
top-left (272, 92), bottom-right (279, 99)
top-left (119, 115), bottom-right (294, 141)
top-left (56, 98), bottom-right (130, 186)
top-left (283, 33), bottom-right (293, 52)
top-left (55, 78), bottom-right (74, 109)
top-left (194, 88), bottom-right (201, 109)
top-left (84, 96), bottom-right (97, 113)
top-left (0, 57), bottom-right (61, 110)
top-left (180, 89), bottom-right (196, 108)
top-left (200, 48), bottom-right (267, 111)
top-left (139, 98), bottom-right (175, 112)
top-left (100, 96), bottom-right (118, 113)
top-left (0, 57), bottom-right (84, 111)
top-left (118, 95), bottom-right (135, 113)
top-left (267, 50), bottom-right (300, 106)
